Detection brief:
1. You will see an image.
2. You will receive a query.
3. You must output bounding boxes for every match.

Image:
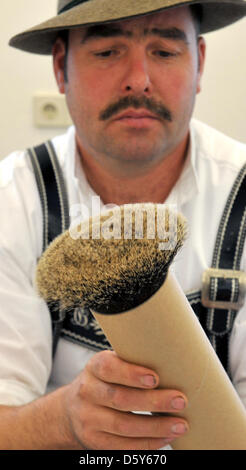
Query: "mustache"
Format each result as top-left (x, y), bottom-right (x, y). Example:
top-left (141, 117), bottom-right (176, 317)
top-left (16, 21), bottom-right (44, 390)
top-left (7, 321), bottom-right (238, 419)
top-left (99, 96), bottom-right (173, 122)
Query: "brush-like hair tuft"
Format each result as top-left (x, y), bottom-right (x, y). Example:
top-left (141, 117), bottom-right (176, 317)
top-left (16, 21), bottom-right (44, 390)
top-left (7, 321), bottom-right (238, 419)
top-left (36, 204), bottom-right (187, 314)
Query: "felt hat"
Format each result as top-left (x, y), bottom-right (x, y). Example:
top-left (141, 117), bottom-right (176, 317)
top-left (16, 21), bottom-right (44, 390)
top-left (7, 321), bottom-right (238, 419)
top-left (9, 0), bottom-right (246, 55)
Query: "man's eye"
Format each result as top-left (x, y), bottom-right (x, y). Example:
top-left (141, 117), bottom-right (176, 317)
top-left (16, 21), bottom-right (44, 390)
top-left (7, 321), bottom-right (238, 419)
top-left (155, 51), bottom-right (175, 58)
top-left (95, 50), bottom-right (115, 58)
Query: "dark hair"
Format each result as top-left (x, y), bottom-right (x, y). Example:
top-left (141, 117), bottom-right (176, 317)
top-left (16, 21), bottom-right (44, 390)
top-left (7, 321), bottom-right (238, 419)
top-left (56, 30), bottom-right (69, 82)
top-left (57, 29), bottom-right (69, 46)
top-left (189, 4), bottom-right (203, 37)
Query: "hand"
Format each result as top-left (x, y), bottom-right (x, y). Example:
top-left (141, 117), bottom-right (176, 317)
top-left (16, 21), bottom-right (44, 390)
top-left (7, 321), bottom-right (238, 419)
top-left (63, 350), bottom-right (188, 450)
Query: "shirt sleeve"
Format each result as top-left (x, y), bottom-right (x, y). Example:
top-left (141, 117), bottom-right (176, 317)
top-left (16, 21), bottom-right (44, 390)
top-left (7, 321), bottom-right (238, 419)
top-left (0, 151), bottom-right (52, 406)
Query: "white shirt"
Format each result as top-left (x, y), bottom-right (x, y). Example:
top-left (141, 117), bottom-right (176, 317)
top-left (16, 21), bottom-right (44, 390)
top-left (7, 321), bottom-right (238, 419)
top-left (0, 119), bottom-right (246, 408)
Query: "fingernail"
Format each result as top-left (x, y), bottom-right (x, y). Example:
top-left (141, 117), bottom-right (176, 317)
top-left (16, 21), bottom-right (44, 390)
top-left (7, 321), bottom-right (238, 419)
top-left (171, 423), bottom-right (187, 435)
top-left (171, 396), bottom-right (186, 410)
top-left (141, 375), bottom-right (156, 387)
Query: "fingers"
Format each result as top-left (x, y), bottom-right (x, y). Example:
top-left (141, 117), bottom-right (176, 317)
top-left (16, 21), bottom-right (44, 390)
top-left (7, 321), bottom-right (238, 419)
top-left (79, 406), bottom-right (188, 450)
top-left (68, 350), bottom-right (189, 450)
top-left (80, 374), bottom-right (187, 413)
top-left (84, 351), bottom-right (187, 414)
top-left (87, 350), bottom-right (159, 389)
top-left (95, 407), bottom-right (188, 439)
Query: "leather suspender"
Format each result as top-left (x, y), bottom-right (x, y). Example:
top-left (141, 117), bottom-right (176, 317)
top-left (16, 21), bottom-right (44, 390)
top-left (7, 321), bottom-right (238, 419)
top-left (28, 141), bottom-right (70, 251)
top-left (188, 163), bottom-right (246, 373)
top-left (28, 141), bottom-right (70, 356)
top-left (28, 141), bottom-right (246, 372)
top-left (201, 163), bottom-right (246, 371)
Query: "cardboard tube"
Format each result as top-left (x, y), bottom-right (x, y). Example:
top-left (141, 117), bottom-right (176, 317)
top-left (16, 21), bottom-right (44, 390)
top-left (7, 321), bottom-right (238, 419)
top-left (92, 270), bottom-right (246, 450)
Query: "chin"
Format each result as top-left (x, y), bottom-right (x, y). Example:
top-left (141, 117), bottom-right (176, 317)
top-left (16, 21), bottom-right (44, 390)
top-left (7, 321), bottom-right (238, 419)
top-left (116, 147), bottom-right (167, 165)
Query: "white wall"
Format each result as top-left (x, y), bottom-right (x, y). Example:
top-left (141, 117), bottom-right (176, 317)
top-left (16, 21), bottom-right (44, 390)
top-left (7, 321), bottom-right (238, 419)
top-left (1, 0), bottom-right (246, 159)
top-left (1, 0), bottom-right (61, 159)
top-left (194, 19), bottom-right (246, 143)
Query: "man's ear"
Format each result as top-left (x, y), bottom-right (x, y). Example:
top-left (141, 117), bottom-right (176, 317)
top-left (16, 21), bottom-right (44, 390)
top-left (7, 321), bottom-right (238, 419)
top-left (196, 36), bottom-right (206, 94)
top-left (52, 38), bottom-right (67, 94)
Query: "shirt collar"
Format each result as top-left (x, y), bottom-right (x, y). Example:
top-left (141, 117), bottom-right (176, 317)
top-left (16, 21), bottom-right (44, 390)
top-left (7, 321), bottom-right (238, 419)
top-left (68, 120), bottom-right (200, 209)
top-left (165, 119), bottom-right (200, 208)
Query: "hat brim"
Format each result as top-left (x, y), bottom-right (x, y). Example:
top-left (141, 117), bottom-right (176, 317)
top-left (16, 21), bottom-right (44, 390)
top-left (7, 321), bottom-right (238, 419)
top-left (9, 0), bottom-right (246, 55)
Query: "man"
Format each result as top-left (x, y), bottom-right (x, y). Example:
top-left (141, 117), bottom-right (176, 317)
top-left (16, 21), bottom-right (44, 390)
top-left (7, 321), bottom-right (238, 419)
top-left (0, 0), bottom-right (245, 449)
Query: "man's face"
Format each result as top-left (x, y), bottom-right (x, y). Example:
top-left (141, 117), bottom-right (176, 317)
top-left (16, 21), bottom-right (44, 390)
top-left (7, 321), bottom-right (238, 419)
top-left (53, 6), bottom-right (205, 174)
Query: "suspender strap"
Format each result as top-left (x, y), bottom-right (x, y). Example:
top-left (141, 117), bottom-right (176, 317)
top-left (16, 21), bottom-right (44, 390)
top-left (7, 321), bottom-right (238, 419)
top-left (201, 163), bottom-right (246, 371)
top-left (212, 163), bottom-right (246, 271)
top-left (28, 141), bottom-right (70, 251)
top-left (28, 141), bottom-right (70, 357)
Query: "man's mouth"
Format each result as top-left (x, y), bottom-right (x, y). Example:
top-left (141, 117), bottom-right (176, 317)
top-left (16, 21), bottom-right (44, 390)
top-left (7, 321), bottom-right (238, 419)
top-left (115, 109), bottom-right (159, 120)
top-left (99, 96), bottom-right (172, 123)
top-left (113, 109), bottom-right (160, 128)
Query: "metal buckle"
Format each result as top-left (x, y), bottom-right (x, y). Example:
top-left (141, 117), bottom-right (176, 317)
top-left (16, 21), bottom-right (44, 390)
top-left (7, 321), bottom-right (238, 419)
top-left (201, 268), bottom-right (246, 310)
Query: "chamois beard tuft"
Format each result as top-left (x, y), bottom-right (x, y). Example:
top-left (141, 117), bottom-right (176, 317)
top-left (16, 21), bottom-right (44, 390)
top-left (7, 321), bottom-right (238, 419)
top-left (35, 203), bottom-right (187, 314)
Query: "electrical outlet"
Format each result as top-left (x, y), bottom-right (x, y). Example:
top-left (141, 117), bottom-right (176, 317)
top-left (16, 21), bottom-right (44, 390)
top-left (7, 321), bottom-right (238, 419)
top-left (33, 92), bottom-right (72, 128)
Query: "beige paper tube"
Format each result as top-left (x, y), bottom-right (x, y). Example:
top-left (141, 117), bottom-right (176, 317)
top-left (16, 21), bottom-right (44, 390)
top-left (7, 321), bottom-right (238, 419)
top-left (92, 269), bottom-right (246, 450)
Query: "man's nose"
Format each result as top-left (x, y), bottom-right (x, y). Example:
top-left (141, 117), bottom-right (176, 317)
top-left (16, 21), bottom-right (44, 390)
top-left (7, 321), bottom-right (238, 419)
top-left (120, 50), bottom-right (152, 95)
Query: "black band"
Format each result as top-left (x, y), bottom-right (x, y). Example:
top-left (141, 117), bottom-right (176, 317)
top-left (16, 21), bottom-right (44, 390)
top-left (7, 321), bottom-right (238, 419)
top-left (59, 0), bottom-right (89, 14)
top-left (212, 164), bottom-right (246, 270)
top-left (28, 141), bottom-right (70, 250)
top-left (28, 141), bottom-right (70, 357)
top-left (204, 163), bottom-right (246, 372)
